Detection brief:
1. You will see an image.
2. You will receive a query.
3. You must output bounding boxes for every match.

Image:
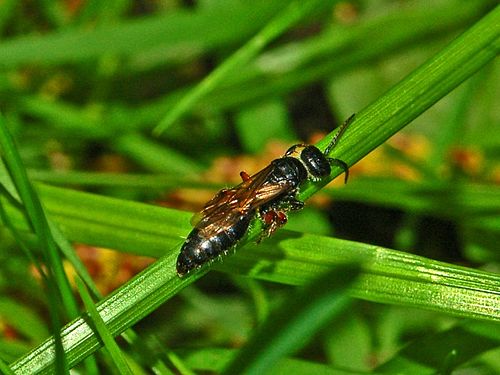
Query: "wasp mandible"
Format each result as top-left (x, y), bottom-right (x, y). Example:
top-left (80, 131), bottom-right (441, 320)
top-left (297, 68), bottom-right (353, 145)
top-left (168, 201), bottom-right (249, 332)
top-left (176, 114), bottom-right (354, 277)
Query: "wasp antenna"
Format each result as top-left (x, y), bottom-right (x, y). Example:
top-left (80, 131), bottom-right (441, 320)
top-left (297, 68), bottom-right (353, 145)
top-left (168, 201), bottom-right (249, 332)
top-left (324, 113), bottom-right (355, 156)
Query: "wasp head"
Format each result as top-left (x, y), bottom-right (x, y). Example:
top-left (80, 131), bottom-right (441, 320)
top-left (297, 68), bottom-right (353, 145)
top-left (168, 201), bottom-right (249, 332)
top-left (285, 144), bottom-right (331, 180)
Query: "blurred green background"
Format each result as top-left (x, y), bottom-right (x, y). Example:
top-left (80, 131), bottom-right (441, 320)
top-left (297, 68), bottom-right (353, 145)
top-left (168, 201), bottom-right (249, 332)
top-left (0, 0), bottom-right (499, 374)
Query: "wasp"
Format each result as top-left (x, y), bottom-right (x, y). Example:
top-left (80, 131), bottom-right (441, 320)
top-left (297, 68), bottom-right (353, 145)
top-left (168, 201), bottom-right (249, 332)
top-left (176, 114), bottom-right (354, 277)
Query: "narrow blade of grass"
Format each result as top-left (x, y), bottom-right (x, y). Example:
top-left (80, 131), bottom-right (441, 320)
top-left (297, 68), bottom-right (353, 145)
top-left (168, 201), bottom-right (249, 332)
top-left (0, 1), bottom-right (288, 67)
top-left (8, 219), bottom-right (499, 373)
top-left (301, 4), bottom-right (500, 201)
top-left (217, 232), bottom-right (500, 322)
top-left (221, 264), bottom-right (359, 375)
top-left (76, 278), bottom-right (133, 375)
top-left (376, 321), bottom-right (500, 374)
top-left (0, 114), bottom-right (68, 373)
top-left (3, 182), bottom-right (499, 319)
top-left (153, 0), bottom-right (338, 135)
top-left (181, 347), bottom-right (346, 374)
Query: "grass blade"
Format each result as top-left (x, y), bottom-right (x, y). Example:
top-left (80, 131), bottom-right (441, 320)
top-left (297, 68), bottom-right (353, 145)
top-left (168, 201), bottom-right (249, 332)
top-left (216, 232), bottom-right (500, 322)
top-left (153, 0), bottom-right (338, 134)
top-left (76, 278), bottom-right (133, 375)
top-left (8, 221), bottom-right (499, 372)
top-left (301, 4), bottom-right (500, 201)
top-left (376, 321), bottom-right (500, 373)
top-left (0, 113), bottom-right (69, 374)
top-left (221, 264), bottom-right (359, 375)
top-left (0, 1), bottom-right (287, 68)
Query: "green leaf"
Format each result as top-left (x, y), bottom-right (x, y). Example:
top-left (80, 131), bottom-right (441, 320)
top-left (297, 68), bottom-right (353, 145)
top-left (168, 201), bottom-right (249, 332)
top-left (0, 1), bottom-right (289, 68)
top-left (221, 264), bottom-right (359, 375)
top-left (153, 0), bottom-right (339, 134)
top-left (76, 278), bottom-right (133, 375)
top-left (0, 114), bottom-right (69, 374)
top-left (376, 321), bottom-right (500, 374)
top-left (0, 298), bottom-right (49, 343)
top-left (180, 347), bottom-right (346, 374)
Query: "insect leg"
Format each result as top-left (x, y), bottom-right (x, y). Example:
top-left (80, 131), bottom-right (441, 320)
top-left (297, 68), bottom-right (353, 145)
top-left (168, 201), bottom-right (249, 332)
top-left (281, 196), bottom-right (304, 211)
top-left (265, 194), bottom-right (304, 212)
top-left (328, 158), bottom-right (349, 184)
top-left (259, 210), bottom-right (288, 241)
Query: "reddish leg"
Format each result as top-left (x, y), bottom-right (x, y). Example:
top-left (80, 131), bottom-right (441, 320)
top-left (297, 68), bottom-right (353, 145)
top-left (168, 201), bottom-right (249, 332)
top-left (258, 210), bottom-right (288, 242)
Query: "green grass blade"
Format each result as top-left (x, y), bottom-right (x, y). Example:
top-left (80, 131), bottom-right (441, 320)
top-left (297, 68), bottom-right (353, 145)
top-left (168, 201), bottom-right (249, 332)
top-left (0, 358), bottom-right (15, 375)
top-left (329, 178), bottom-right (500, 224)
top-left (216, 232), bottom-right (500, 322)
top-left (0, 1), bottom-right (288, 68)
top-left (1, 183), bottom-right (189, 257)
top-left (301, 4), bottom-right (500, 201)
top-left (181, 347), bottom-right (347, 374)
top-left (153, 0), bottom-right (338, 134)
top-left (0, 193), bottom-right (47, 279)
top-left (376, 321), bottom-right (500, 374)
top-left (0, 114), bottom-right (68, 374)
top-left (221, 264), bottom-right (359, 375)
top-left (3, 182), bottom-right (499, 317)
top-left (113, 132), bottom-right (202, 175)
top-left (0, 298), bottom-right (49, 344)
top-left (8, 211), bottom-right (499, 373)
top-left (48, 220), bottom-right (101, 298)
top-left (76, 278), bottom-right (133, 375)
top-left (28, 170), bottom-right (217, 190)
top-left (9, 253), bottom-right (206, 374)
top-left (165, 350), bottom-right (195, 375)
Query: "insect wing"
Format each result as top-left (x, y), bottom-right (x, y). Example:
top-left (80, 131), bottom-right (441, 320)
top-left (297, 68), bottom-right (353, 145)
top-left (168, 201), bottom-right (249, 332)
top-left (192, 164), bottom-right (294, 228)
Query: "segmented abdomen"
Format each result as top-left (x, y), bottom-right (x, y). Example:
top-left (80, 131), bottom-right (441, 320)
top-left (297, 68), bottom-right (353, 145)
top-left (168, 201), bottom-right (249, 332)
top-left (176, 213), bottom-right (252, 276)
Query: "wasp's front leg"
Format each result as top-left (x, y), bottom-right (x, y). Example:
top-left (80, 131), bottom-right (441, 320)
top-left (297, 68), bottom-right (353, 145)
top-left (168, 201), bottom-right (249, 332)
top-left (328, 158), bottom-right (349, 184)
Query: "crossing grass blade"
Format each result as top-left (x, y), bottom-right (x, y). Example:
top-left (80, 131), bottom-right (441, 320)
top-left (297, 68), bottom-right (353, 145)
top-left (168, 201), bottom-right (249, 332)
top-left (153, 0), bottom-right (339, 135)
top-left (76, 278), bottom-right (133, 375)
top-left (5, 186), bottom-right (499, 372)
top-left (0, 114), bottom-right (68, 373)
top-left (1, 3), bottom-right (499, 374)
top-left (221, 264), bottom-right (359, 375)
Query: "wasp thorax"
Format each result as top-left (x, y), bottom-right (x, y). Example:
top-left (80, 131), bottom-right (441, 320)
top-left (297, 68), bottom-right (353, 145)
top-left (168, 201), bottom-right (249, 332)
top-left (300, 145), bottom-right (331, 178)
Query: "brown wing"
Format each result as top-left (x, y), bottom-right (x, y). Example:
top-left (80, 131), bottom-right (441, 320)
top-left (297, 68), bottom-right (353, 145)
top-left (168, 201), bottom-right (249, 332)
top-left (192, 164), bottom-right (295, 228)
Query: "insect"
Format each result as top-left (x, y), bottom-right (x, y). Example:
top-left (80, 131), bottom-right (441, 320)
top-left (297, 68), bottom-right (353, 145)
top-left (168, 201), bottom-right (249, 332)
top-left (176, 114), bottom-right (354, 277)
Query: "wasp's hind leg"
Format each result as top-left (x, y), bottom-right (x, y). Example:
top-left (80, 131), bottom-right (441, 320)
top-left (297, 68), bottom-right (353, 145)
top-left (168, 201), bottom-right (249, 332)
top-left (328, 158), bottom-right (349, 184)
top-left (258, 209), bottom-right (288, 241)
top-left (257, 195), bottom-right (305, 240)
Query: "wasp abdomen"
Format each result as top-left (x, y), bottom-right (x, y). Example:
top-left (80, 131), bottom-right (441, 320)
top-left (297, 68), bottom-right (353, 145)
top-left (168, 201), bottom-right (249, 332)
top-left (176, 213), bottom-right (252, 276)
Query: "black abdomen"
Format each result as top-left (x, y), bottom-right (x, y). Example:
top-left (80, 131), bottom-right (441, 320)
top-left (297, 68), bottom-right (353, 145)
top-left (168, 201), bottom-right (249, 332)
top-left (176, 213), bottom-right (252, 276)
